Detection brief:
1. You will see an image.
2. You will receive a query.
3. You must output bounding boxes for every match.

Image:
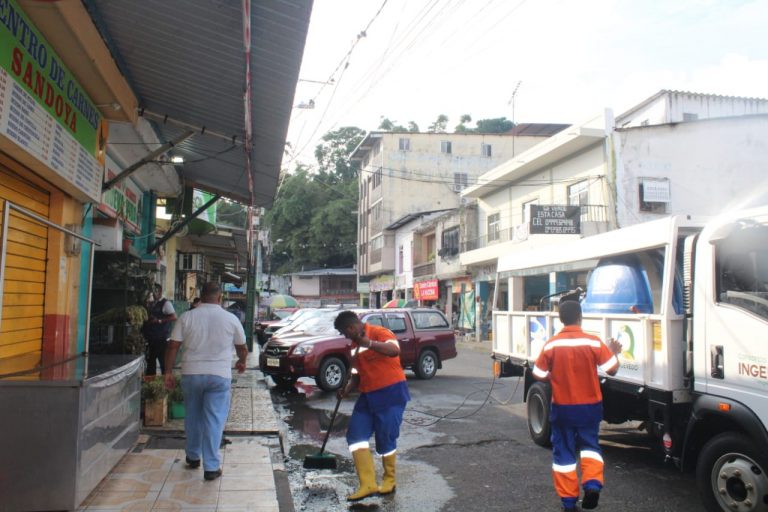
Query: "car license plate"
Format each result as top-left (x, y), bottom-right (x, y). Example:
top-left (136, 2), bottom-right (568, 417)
top-left (267, 357), bottom-right (280, 367)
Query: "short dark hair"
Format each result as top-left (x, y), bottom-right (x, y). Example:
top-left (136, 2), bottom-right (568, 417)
top-left (559, 300), bottom-right (582, 325)
top-left (201, 282), bottom-right (221, 301)
top-left (334, 310), bottom-right (360, 333)
top-left (191, 298), bottom-right (201, 305)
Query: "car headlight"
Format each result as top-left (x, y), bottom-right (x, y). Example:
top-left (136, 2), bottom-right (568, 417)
top-left (292, 344), bottom-right (313, 356)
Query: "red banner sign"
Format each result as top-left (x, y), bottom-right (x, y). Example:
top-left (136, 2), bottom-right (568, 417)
top-left (414, 279), bottom-right (439, 301)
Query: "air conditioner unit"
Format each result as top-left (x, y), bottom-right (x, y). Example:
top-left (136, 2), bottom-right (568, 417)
top-left (451, 184), bottom-right (464, 193)
top-left (178, 252), bottom-right (205, 272)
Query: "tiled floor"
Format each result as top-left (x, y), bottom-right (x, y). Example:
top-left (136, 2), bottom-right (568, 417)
top-left (79, 439), bottom-right (279, 512)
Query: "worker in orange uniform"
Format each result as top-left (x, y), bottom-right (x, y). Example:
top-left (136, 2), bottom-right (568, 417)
top-left (532, 301), bottom-right (621, 511)
top-left (335, 311), bottom-right (410, 502)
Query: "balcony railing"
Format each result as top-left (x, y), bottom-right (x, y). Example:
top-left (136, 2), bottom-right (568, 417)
top-left (460, 204), bottom-right (608, 252)
top-left (413, 261), bottom-right (436, 277)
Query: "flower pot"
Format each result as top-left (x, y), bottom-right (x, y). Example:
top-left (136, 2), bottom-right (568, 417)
top-left (169, 401), bottom-right (185, 419)
top-left (144, 397), bottom-right (167, 426)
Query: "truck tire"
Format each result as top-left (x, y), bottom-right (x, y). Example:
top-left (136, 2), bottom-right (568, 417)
top-left (527, 382), bottom-right (552, 448)
top-left (316, 357), bottom-right (347, 392)
top-left (415, 349), bottom-right (438, 380)
top-left (696, 432), bottom-right (768, 512)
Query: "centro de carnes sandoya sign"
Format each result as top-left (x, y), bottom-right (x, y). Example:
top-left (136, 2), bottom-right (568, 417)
top-left (529, 205), bottom-right (581, 235)
top-left (0, 0), bottom-right (108, 203)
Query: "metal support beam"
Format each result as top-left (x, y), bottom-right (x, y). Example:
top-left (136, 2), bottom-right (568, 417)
top-left (140, 110), bottom-right (244, 146)
top-left (102, 130), bottom-right (195, 191)
top-left (147, 194), bottom-right (220, 253)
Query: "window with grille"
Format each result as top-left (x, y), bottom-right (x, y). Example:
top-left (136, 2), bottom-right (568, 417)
top-left (372, 167), bottom-right (383, 188)
top-left (487, 213), bottom-right (501, 242)
top-left (481, 143), bottom-right (492, 157)
top-left (441, 227), bottom-right (459, 256)
top-left (568, 180), bottom-right (589, 206)
top-left (453, 172), bottom-right (468, 192)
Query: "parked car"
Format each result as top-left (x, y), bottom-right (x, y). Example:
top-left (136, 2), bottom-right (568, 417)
top-left (259, 308), bottom-right (458, 391)
top-left (254, 308), bottom-right (299, 345)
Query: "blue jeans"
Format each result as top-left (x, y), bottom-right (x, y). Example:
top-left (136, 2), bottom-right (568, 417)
top-left (182, 374), bottom-right (231, 471)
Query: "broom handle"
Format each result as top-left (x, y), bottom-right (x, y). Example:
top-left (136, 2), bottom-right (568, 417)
top-left (319, 345), bottom-right (360, 455)
top-left (319, 394), bottom-right (342, 455)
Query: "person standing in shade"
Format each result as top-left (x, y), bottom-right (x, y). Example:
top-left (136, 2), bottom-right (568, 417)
top-left (335, 311), bottom-right (410, 502)
top-left (164, 282), bottom-right (248, 481)
top-left (532, 301), bottom-right (621, 511)
top-left (143, 284), bottom-right (177, 375)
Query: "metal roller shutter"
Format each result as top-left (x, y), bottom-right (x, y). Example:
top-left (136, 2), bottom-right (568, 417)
top-left (0, 165), bottom-right (49, 361)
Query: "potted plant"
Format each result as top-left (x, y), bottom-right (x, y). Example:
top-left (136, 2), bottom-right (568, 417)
top-left (168, 375), bottom-right (185, 419)
top-left (141, 376), bottom-right (168, 426)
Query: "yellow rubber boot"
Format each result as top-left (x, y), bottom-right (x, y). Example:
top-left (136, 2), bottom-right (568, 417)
top-left (379, 453), bottom-right (397, 495)
top-left (347, 449), bottom-right (379, 501)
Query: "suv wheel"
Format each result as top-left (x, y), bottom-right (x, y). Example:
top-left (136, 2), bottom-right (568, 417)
top-left (414, 349), bottom-right (438, 380)
top-left (316, 357), bottom-right (346, 392)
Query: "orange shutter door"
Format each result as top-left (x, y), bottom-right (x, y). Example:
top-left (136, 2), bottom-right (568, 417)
top-left (0, 166), bottom-right (49, 362)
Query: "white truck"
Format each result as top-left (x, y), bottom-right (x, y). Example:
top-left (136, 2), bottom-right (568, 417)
top-left (491, 209), bottom-right (768, 512)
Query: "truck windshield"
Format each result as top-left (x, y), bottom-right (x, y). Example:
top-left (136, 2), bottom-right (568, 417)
top-left (716, 222), bottom-right (768, 321)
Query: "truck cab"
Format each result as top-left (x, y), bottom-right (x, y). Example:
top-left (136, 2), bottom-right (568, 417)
top-left (491, 209), bottom-right (768, 512)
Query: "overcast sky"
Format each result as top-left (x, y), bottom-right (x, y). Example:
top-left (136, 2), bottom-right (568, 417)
top-left (285, 0), bottom-right (768, 167)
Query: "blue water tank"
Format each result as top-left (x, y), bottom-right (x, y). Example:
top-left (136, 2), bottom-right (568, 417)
top-left (582, 256), bottom-right (653, 314)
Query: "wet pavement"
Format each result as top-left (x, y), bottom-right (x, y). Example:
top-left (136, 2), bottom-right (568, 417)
top-left (270, 341), bottom-right (703, 512)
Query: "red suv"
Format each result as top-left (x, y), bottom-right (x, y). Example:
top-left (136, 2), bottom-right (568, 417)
top-left (259, 308), bottom-right (457, 391)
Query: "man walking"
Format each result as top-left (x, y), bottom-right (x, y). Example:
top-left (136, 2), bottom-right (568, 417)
top-left (335, 311), bottom-right (410, 502)
top-left (164, 282), bottom-right (248, 481)
top-left (143, 284), bottom-right (177, 375)
top-left (532, 301), bottom-right (620, 511)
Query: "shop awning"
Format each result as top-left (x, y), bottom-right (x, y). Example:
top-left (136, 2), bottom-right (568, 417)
top-left (84, 0), bottom-right (313, 206)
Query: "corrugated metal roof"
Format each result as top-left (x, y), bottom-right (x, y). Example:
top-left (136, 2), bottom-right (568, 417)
top-left (86, 0), bottom-right (313, 206)
top-left (505, 123), bottom-right (570, 136)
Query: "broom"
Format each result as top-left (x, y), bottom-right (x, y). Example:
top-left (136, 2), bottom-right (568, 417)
top-left (303, 391), bottom-right (343, 469)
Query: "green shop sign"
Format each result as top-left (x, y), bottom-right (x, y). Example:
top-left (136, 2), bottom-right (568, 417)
top-left (0, 0), bottom-right (105, 157)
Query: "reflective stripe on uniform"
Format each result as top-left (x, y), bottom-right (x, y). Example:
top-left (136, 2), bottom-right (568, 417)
top-left (532, 365), bottom-right (549, 379)
top-left (599, 355), bottom-right (618, 372)
top-left (552, 462), bottom-right (577, 473)
top-left (543, 338), bottom-right (601, 351)
top-left (580, 450), bottom-right (604, 463)
top-left (349, 441), bottom-right (370, 452)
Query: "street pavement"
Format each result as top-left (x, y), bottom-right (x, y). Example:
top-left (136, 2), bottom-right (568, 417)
top-left (272, 340), bottom-right (704, 512)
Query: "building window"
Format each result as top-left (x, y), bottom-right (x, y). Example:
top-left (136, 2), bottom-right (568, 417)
top-left (487, 213), bottom-right (501, 242)
top-left (683, 112), bottom-right (698, 122)
top-left (441, 141), bottom-right (452, 154)
top-left (639, 178), bottom-right (670, 213)
top-left (440, 227), bottom-right (459, 257)
top-left (372, 167), bottom-right (383, 188)
top-left (522, 199), bottom-right (538, 225)
top-left (481, 143), bottom-right (492, 157)
top-left (568, 180), bottom-right (589, 206)
top-left (453, 172), bottom-right (468, 192)
top-left (398, 245), bottom-right (404, 273)
top-left (399, 138), bottom-right (410, 151)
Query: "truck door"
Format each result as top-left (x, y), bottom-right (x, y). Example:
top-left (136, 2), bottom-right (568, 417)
top-left (384, 313), bottom-right (415, 365)
top-left (700, 219), bottom-right (768, 426)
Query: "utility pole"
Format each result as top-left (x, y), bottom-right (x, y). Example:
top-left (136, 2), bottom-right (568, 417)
top-left (507, 81), bottom-right (522, 157)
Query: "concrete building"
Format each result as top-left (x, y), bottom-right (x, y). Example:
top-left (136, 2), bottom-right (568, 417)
top-left (460, 90), bottom-right (768, 339)
top-left (352, 127), bottom-right (566, 306)
top-left (290, 268), bottom-right (358, 307)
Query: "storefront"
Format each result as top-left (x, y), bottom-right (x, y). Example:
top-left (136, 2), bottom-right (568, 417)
top-left (369, 274), bottom-right (395, 308)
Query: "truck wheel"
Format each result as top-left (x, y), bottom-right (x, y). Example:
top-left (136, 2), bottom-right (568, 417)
top-left (415, 349), bottom-right (438, 380)
top-left (316, 357), bottom-right (347, 392)
top-left (527, 382), bottom-right (552, 448)
top-left (696, 432), bottom-right (768, 512)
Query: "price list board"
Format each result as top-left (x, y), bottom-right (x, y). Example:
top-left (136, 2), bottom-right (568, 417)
top-left (0, 67), bottom-right (102, 203)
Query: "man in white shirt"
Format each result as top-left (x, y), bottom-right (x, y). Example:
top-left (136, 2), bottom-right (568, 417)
top-left (164, 282), bottom-right (248, 481)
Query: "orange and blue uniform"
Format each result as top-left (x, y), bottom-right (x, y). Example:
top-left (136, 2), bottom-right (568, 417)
top-left (533, 325), bottom-right (618, 509)
top-left (347, 324), bottom-right (410, 456)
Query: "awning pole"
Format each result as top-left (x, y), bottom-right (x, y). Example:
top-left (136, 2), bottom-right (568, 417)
top-left (147, 194), bottom-right (220, 253)
top-left (103, 130), bottom-right (195, 191)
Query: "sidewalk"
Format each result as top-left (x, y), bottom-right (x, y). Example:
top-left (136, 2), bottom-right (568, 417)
top-left (77, 352), bottom-right (288, 512)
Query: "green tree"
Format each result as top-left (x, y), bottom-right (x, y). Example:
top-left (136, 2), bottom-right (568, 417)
top-left (378, 117), bottom-right (407, 131)
top-left (407, 121), bottom-right (420, 132)
top-left (454, 114), bottom-right (472, 132)
top-left (474, 117), bottom-right (514, 133)
top-left (266, 127), bottom-right (364, 273)
top-left (428, 114), bottom-right (449, 133)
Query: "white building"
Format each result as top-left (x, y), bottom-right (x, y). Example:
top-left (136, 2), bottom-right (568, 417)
top-left (352, 126), bottom-right (567, 306)
top-left (460, 90), bottom-right (768, 338)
